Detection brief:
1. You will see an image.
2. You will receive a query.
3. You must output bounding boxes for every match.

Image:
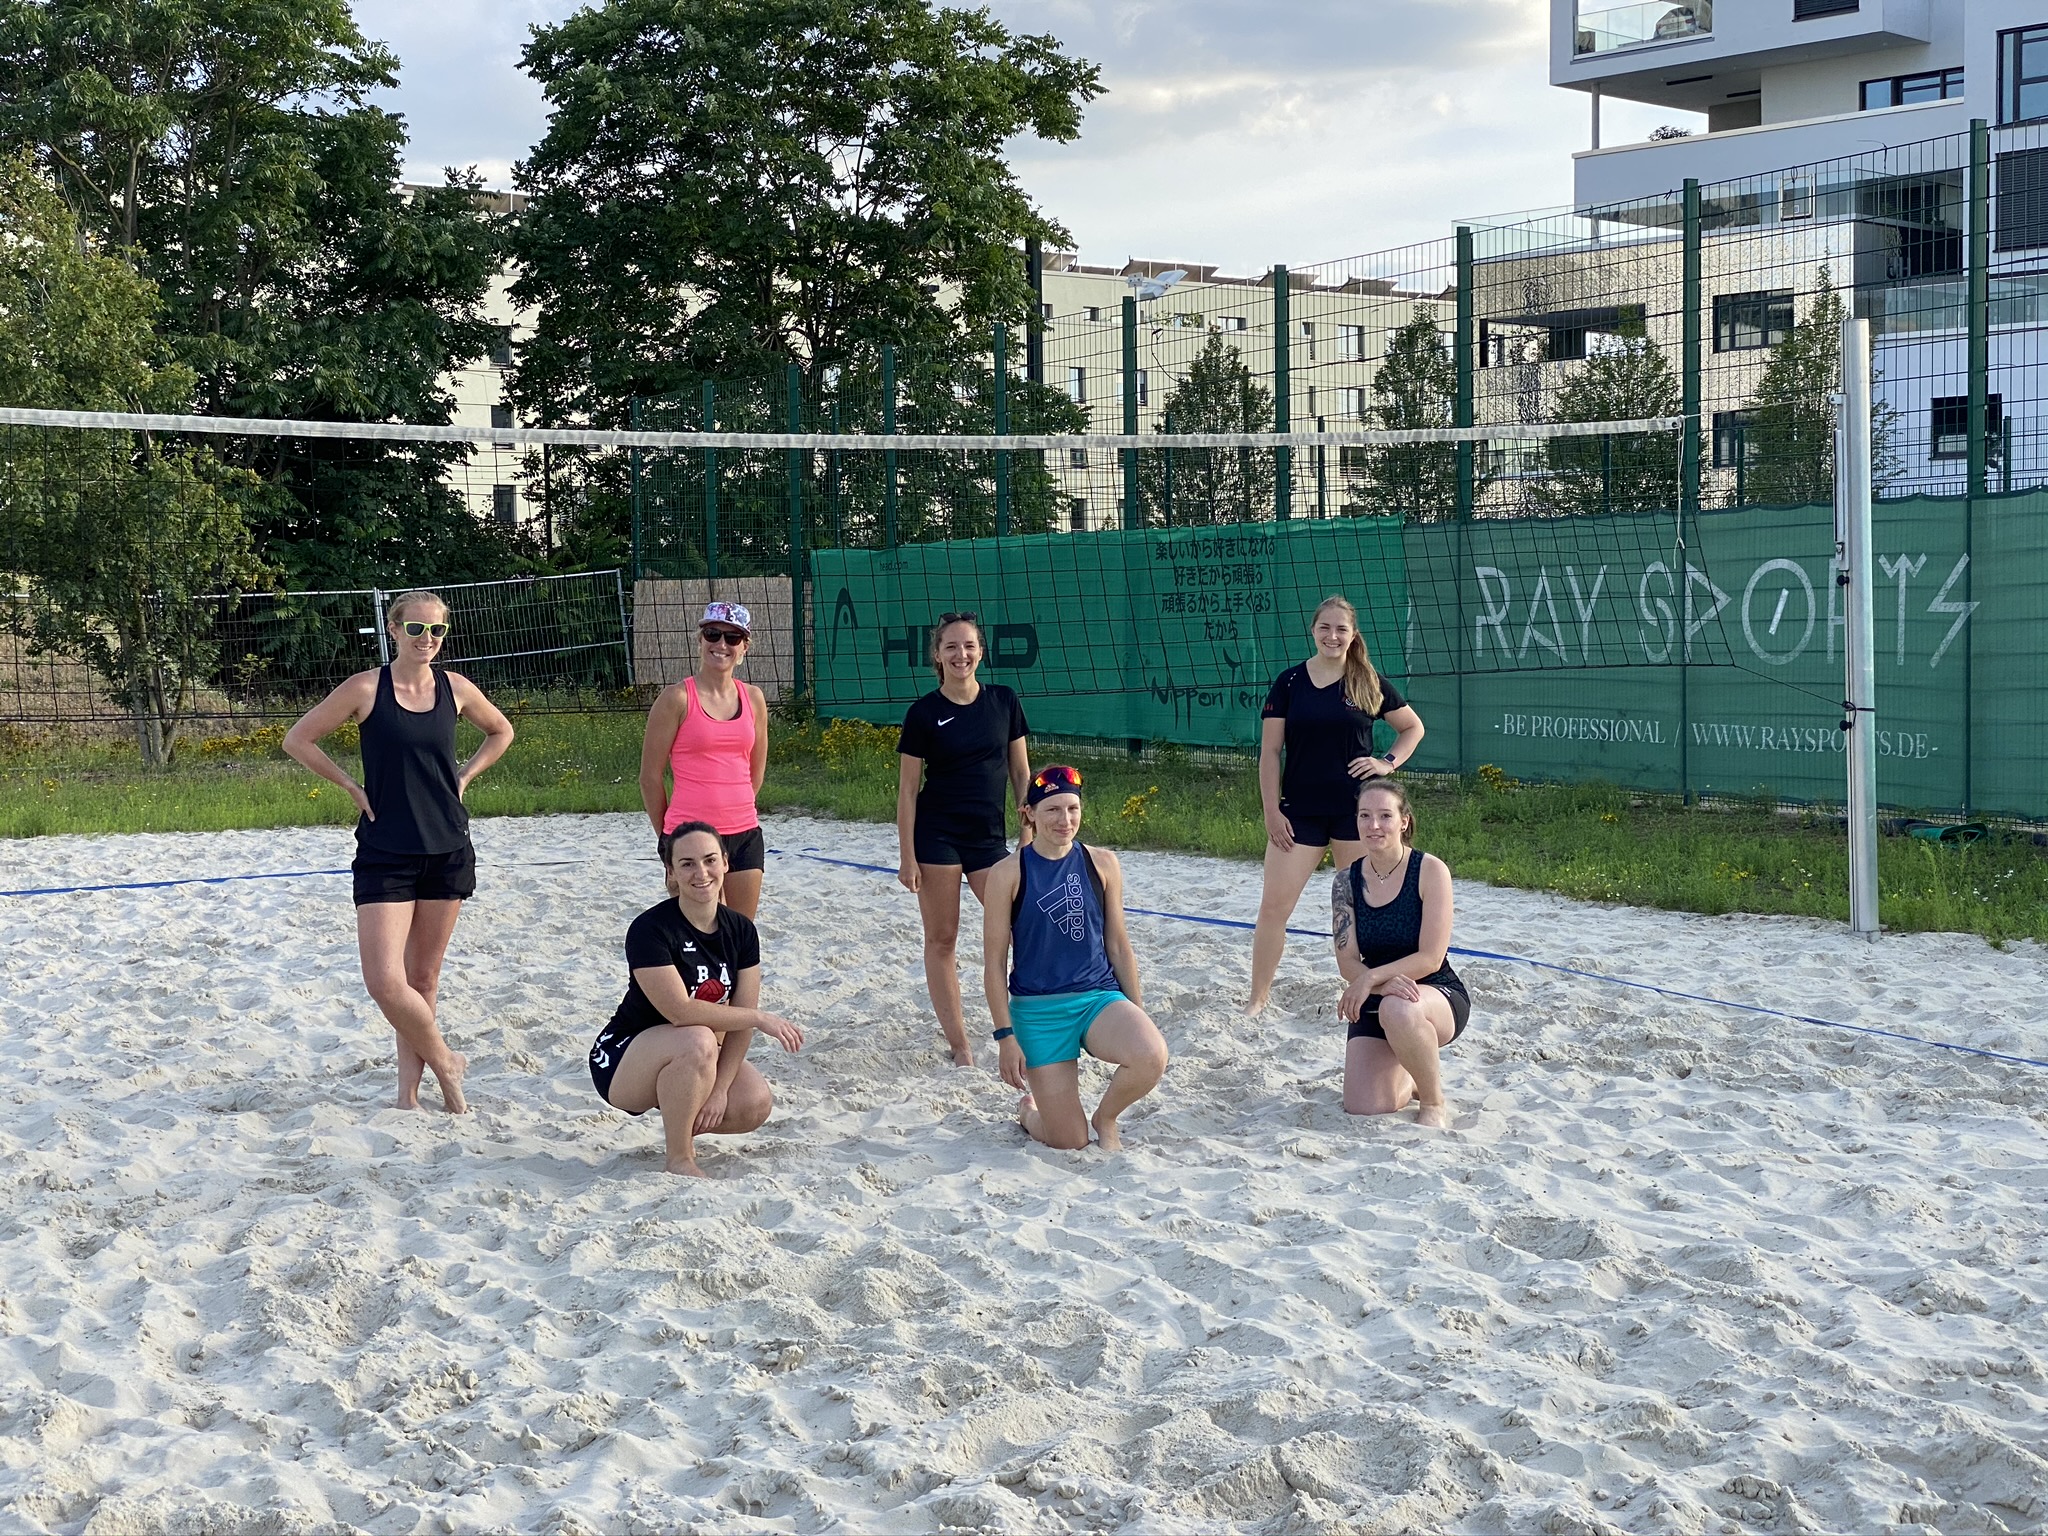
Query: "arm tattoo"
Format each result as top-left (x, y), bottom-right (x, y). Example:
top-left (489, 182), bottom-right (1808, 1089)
top-left (1331, 870), bottom-right (1353, 953)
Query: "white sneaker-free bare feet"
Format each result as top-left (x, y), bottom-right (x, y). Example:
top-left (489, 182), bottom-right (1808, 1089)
top-left (1415, 1100), bottom-right (1453, 1130)
top-left (1091, 1111), bottom-right (1123, 1154)
top-left (435, 1052), bottom-right (469, 1115)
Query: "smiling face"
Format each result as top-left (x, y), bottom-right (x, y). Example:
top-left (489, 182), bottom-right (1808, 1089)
top-left (698, 623), bottom-right (750, 672)
top-left (387, 600), bottom-right (449, 663)
top-left (1030, 791), bottom-right (1083, 844)
top-left (666, 830), bottom-right (728, 904)
top-left (1355, 783), bottom-right (1412, 854)
top-left (934, 620), bottom-right (983, 685)
top-left (1312, 605), bottom-right (1355, 660)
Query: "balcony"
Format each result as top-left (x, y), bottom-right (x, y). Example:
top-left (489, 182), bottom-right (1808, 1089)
top-left (1575, 0), bottom-right (1712, 57)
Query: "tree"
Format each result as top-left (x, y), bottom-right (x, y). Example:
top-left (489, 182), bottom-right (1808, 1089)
top-left (0, 0), bottom-right (511, 585)
top-left (1348, 306), bottom-right (1489, 520)
top-left (0, 156), bottom-right (268, 764)
top-left (1740, 266), bottom-right (1900, 506)
top-left (508, 0), bottom-right (1102, 428)
top-left (1136, 333), bottom-right (1275, 526)
top-left (1531, 333), bottom-right (1682, 516)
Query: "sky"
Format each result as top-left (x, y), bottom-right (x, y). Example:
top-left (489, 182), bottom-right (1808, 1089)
top-left (355, 0), bottom-right (1695, 275)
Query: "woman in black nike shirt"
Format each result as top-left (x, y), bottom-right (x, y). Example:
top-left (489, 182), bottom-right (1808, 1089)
top-left (588, 822), bottom-right (804, 1178)
top-left (1245, 594), bottom-right (1425, 1014)
top-left (897, 612), bottom-right (1032, 1066)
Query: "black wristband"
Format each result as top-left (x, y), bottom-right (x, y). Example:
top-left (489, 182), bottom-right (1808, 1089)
top-left (992, 1027), bottom-right (1015, 1041)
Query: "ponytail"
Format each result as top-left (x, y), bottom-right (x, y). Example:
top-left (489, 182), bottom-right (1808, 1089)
top-left (1315, 595), bottom-right (1383, 714)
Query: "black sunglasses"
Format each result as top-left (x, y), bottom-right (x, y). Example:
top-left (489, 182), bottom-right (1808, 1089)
top-left (400, 620), bottom-right (449, 638)
top-left (700, 627), bottom-right (749, 645)
top-left (938, 610), bottom-right (979, 625)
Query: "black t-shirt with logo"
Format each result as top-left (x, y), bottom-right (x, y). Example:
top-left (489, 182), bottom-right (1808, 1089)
top-left (1262, 663), bottom-right (1409, 817)
top-left (600, 899), bottom-right (761, 1048)
top-left (897, 683), bottom-right (1029, 836)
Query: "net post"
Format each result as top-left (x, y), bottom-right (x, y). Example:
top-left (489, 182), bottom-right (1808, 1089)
top-left (883, 345), bottom-right (898, 549)
top-left (629, 395), bottom-right (643, 583)
top-left (1025, 236), bottom-right (1045, 386)
top-left (1840, 315), bottom-right (1879, 939)
top-left (372, 588), bottom-right (390, 667)
top-left (1967, 116), bottom-right (1988, 814)
top-left (1273, 264), bottom-right (1291, 521)
top-left (1163, 405), bottom-right (1175, 527)
top-left (787, 364), bottom-right (806, 700)
top-left (1122, 295), bottom-right (1139, 530)
top-left (993, 322), bottom-right (1011, 538)
top-left (615, 569), bottom-right (635, 687)
top-left (702, 380), bottom-right (719, 585)
top-left (1454, 229), bottom-right (1474, 518)
top-left (1315, 414), bottom-right (1327, 518)
top-left (1680, 177), bottom-right (1702, 805)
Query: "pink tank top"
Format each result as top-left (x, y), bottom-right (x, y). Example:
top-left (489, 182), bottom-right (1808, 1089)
top-left (663, 677), bottom-right (759, 835)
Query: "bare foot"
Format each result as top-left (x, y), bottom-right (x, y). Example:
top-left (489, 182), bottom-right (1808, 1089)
top-left (1016, 1093), bottom-right (1036, 1131)
top-left (1090, 1112), bottom-right (1123, 1154)
top-left (665, 1156), bottom-right (710, 1178)
top-left (1415, 1100), bottom-right (1454, 1130)
top-left (434, 1052), bottom-right (469, 1115)
top-left (395, 1091), bottom-right (421, 1112)
top-left (1242, 991), bottom-right (1271, 1017)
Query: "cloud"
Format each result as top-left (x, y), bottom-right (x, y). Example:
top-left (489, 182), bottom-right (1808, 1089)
top-left (350, 0), bottom-right (1691, 270)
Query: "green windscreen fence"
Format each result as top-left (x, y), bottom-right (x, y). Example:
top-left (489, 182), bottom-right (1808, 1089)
top-left (812, 489), bottom-right (2040, 820)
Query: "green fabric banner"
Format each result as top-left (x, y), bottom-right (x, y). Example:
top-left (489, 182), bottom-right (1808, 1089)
top-left (810, 491), bottom-right (2029, 818)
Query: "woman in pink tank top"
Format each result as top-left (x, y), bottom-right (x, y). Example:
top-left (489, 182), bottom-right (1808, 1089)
top-left (639, 601), bottom-right (770, 917)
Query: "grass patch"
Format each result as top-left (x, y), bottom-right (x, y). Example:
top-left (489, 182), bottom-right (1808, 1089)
top-left (7, 712), bottom-right (2048, 945)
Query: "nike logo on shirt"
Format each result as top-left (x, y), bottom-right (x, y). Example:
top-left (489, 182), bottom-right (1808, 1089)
top-left (937, 717), bottom-right (956, 725)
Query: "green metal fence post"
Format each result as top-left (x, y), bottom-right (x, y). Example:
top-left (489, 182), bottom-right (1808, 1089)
top-left (702, 380), bottom-right (719, 585)
top-left (1122, 294), bottom-right (1140, 530)
top-left (1273, 265), bottom-right (1292, 521)
top-left (1315, 414), bottom-right (1327, 518)
top-left (1163, 405), bottom-right (1175, 527)
top-left (1966, 116), bottom-right (1990, 814)
top-left (629, 396), bottom-right (643, 582)
top-left (829, 400), bottom-right (842, 548)
top-left (1455, 226), bottom-right (1474, 775)
top-left (1681, 177), bottom-right (1702, 804)
top-left (993, 322), bottom-right (1011, 538)
top-left (787, 363), bottom-right (806, 698)
top-left (883, 344), bottom-right (898, 549)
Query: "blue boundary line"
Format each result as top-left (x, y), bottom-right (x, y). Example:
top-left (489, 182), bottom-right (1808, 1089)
top-left (778, 848), bottom-right (2048, 1072)
top-left (5, 848), bottom-right (2041, 1072)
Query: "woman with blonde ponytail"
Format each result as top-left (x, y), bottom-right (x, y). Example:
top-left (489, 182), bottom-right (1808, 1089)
top-left (1245, 595), bottom-right (1426, 1014)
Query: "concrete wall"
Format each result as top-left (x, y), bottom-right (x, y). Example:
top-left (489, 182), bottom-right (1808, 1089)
top-left (632, 578), bottom-right (813, 701)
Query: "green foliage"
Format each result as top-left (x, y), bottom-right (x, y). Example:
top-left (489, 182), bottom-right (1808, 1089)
top-left (1347, 306), bottom-right (1490, 521)
top-left (508, 0), bottom-right (1101, 423)
top-left (1137, 333), bottom-right (1275, 526)
top-left (1531, 334), bottom-right (1682, 517)
top-left (1740, 267), bottom-right (1901, 506)
top-left (0, 0), bottom-right (511, 586)
top-left (0, 156), bottom-right (269, 765)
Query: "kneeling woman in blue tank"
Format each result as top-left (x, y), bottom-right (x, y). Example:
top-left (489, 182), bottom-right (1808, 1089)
top-left (1331, 778), bottom-right (1470, 1129)
top-left (982, 766), bottom-right (1170, 1153)
top-left (588, 822), bottom-right (805, 1178)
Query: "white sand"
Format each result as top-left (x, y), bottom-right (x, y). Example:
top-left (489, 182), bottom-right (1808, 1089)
top-left (2, 811), bottom-right (2045, 1536)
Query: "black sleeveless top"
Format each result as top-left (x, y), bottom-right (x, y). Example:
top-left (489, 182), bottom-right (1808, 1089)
top-left (1348, 851), bottom-right (1465, 997)
top-left (357, 666), bottom-right (468, 855)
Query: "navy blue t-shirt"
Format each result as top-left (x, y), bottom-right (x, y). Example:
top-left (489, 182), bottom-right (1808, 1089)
top-left (1262, 663), bottom-right (1408, 818)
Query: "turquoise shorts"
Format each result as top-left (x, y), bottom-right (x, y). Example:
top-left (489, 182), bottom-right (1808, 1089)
top-left (1008, 988), bottom-right (1127, 1070)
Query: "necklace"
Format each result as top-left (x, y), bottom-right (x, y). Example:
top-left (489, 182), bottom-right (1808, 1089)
top-left (1364, 850), bottom-right (1407, 883)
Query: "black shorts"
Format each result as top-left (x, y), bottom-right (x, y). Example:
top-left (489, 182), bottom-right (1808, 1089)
top-left (1348, 982), bottom-right (1471, 1044)
top-left (352, 842), bottom-right (477, 906)
top-left (914, 822), bottom-right (1009, 873)
top-left (1283, 805), bottom-right (1356, 849)
top-left (657, 825), bottom-right (766, 873)
top-left (588, 1018), bottom-right (650, 1113)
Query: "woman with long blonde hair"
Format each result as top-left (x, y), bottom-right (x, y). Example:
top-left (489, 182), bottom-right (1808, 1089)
top-left (1246, 595), bottom-right (1424, 1014)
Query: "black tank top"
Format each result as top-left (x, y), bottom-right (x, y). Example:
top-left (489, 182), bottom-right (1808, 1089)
top-left (1349, 851), bottom-right (1464, 996)
top-left (357, 666), bottom-right (468, 854)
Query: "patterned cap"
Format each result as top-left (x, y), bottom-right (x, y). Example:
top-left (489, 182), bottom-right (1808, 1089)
top-left (700, 601), bottom-right (752, 632)
top-left (1026, 764), bottom-right (1084, 806)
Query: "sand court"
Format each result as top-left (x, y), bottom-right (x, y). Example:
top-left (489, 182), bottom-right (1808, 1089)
top-left (2, 811), bottom-right (2045, 1534)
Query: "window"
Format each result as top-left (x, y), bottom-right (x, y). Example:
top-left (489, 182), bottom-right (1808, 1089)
top-left (1218, 315), bottom-right (1247, 332)
top-left (1346, 387), bottom-right (1370, 420)
top-left (2004, 26), bottom-right (2048, 124)
top-left (1711, 411), bottom-right (1758, 470)
top-left (1040, 302), bottom-right (1053, 321)
top-left (1305, 385), bottom-right (1318, 417)
top-left (488, 326), bottom-right (514, 367)
top-left (1339, 445), bottom-right (1368, 475)
top-left (1069, 448), bottom-right (1089, 468)
top-left (1862, 68), bottom-right (1964, 111)
top-left (490, 404), bottom-right (513, 430)
top-left (1714, 290), bottom-right (1794, 351)
top-left (1066, 366), bottom-right (1086, 404)
top-left (1930, 395), bottom-right (2004, 460)
top-left (1084, 305), bottom-right (1104, 322)
top-left (1298, 321), bottom-right (1315, 361)
top-left (1780, 174), bottom-right (1815, 221)
top-left (1338, 323), bottom-right (1367, 360)
top-left (1999, 147), bottom-right (2048, 251)
top-left (1794, 0), bottom-right (1858, 17)
top-left (1068, 497), bottom-right (1088, 532)
top-left (1134, 369), bottom-right (1149, 406)
top-left (492, 484), bottom-right (517, 528)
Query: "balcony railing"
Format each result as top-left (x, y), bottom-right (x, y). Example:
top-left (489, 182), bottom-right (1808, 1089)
top-left (1575, 0), bottom-right (1713, 56)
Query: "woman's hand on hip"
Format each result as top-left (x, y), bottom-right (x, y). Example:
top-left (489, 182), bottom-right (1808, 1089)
top-left (1349, 754), bottom-right (1394, 780)
top-left (348, 783), bottom-right (374, 820)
